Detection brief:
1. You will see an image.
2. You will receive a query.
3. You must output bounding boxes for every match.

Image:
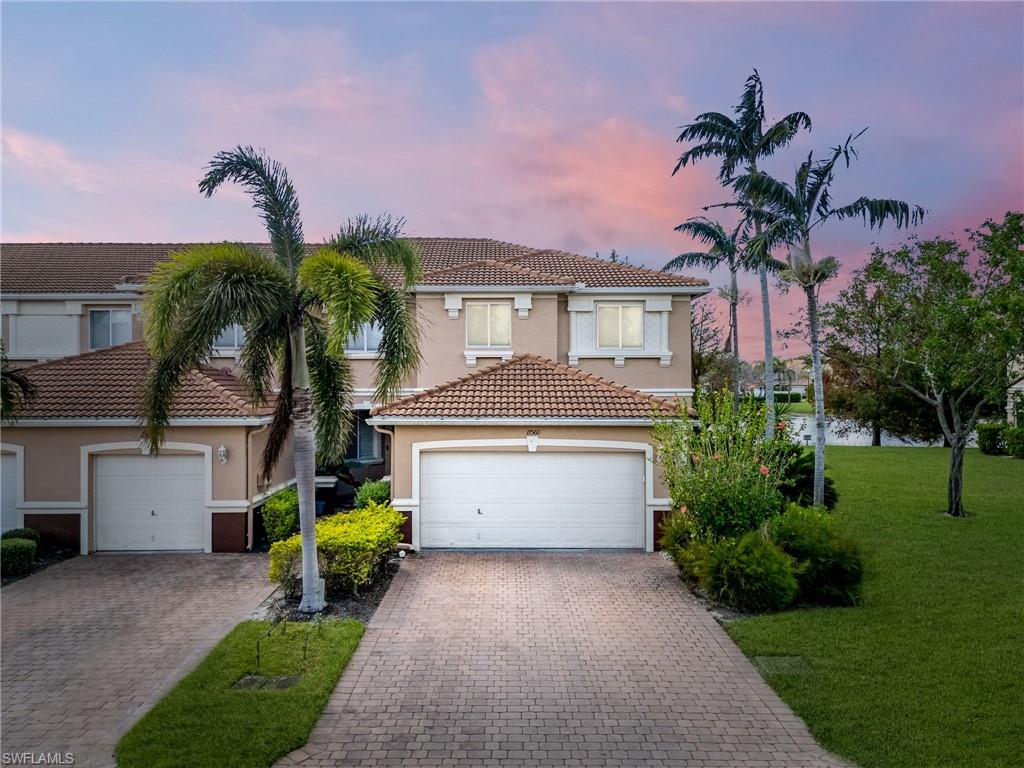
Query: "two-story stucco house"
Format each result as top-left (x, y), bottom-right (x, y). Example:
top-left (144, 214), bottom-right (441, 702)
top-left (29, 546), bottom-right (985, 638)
top-left (0, 240), bottom-right (708, 555)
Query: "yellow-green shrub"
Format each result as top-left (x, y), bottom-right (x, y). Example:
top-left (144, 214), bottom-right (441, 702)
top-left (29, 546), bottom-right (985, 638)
top-left (268, 501), bottom-right (404, 596)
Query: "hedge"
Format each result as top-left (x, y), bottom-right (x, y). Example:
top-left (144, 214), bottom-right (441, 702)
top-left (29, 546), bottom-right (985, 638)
top-left (1005, 426), bottom-right (1024, 459)
top-left (1, 527), bottom-right (41, 546)
top-left (977, 423), bottom-right (1007, 456)
top-left (261, 487), bottom-right (299, 543)
top-left (354, 479), bottom-right (391, 508)
top-left (269, 501), bottom-right (404, 596)
top-left (1, 538), bottom-right (37, 578)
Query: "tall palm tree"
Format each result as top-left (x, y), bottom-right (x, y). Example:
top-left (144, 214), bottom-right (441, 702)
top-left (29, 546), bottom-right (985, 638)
top-left (674, 69), bottom-right (810, 436)
top-left (142, 147), bottom-right (420, 612)
top-left (734, 130), bottom-right (924, 505)
top-left (1, 343), bottom-right (35, 422)
top-left (664, 217), bottom-right (743, 406)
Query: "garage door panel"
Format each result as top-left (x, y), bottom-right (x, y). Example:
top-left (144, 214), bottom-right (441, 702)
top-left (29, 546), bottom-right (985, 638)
top-left (94, 455), bottom-right (205, 551)
top-left (420, 452), bottom-right (644, 549)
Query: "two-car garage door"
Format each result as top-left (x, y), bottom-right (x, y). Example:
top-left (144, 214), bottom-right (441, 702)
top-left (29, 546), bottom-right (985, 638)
top-left (94, 455), bottom-right (205, 551)
top-left (419, 452), bottom-right (645, 549)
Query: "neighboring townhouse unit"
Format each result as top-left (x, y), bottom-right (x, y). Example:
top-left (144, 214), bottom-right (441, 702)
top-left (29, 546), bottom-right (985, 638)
top-left (0, 240), bottom-right (708, 554)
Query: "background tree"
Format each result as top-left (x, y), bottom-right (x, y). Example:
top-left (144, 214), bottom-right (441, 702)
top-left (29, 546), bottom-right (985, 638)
top-left (689, 297), bottom-right (724, 389)
top-left (735, 129), bottom-right (924, 505)
top-left (665, 218), bottom-right (741, 404)
top-left (1, 343), bottom-right (34, 422)
top-left (143, 147), bottom-right (420, 612)
top-left (674, 69), bottom-right (810, 435)
top-left (831, 214), bottom-right (1023, 515)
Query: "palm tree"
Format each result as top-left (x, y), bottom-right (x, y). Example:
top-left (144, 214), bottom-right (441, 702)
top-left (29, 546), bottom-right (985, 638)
top-left (1, 343), bottom-right (35, 422)
top-left (673, 69), bottom-right (810, 437)
top-left (734, 129), bottom-right (924, 505)
top-left (664, 217), bottom-right (743, 406)
top-left (142, 147), bottom-right (420, 612)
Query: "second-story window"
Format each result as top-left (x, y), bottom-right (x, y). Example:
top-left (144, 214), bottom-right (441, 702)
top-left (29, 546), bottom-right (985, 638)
top-left (213, 323), bottom-right (246, 350)
top-left (466, 302), bottom-right (511, 348)
top-left (346, 321), bottom-right (383, 353)
top-left (89, 309), bottom-right (132, 350)
top-left (596, 303), bottom-right (643, 349)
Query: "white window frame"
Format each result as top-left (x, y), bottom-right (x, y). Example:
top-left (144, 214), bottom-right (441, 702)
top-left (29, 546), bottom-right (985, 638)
top-left (346, 413), bottom-right (382, 464)
top-left (345, 321), bottom-right (383, 358)
top-left (595, 302), bottom-right (644, 351)
top-left (88, 308), bottom-right (132, 350)
top-left (212, 323), bottom-right (246, 352)
top-left (464, 301), bottom-right (512, 349)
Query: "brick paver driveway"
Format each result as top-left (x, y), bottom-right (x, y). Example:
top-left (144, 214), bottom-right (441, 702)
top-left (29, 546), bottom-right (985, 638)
top-left (280, 552), bottom-right (845, 767)
top-left (1, 554), bottom-right (273, 768)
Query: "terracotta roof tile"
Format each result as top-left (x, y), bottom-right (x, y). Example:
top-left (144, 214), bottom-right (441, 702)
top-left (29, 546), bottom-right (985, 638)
top-left (371, 355), bottom-right (682, 420)
top-left (506, 250), bottom-right (708, 288)
top-left (16, 342), bottom-right (272, 420)
top-left (418, 259), bottom-right (575, 286)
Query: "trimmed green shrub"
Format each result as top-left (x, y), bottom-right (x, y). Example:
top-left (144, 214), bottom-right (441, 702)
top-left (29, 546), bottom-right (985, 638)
top-left (777, 443), bottom-right (840, 510)
top-left (354, 479), bottom-right (391, 509)
top-left (261, 488), bottom-right (299, 543)
top-left (977, 423), bottom-right (1007, 455)
top-left (1, 538), bottom-right (37, 577)
top-left (1004, 426), bottom-right (1024, 459)
top-left (658, 510), bottom-right (695, 561)
top-left (697, 532), bottom-right (798, 612)
top-left (748, 391), bottom-right (803, 404)
top-left (769, 505), bottom-right (864, 606)
top-left (1, 527), bottom-right (41, 546)
top-left (652, 390), bottom-right (795, 540)
top-left (269, 501), bottom-right (404, 596)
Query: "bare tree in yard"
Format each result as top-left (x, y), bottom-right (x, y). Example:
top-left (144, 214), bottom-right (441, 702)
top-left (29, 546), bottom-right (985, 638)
top-left (689, 297), bottom-right (724, 390)
top-left (142, 147), bottom-right (420, 612)
top-left (829, 213), bottom-right (1024, 516)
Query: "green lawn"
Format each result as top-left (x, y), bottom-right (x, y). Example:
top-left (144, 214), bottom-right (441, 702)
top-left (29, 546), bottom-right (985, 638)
top-left (117, 619), bottom-right (364, 768)
top-left (727, 447), bottom-right (1024, 768)
top-left (782, 399), bottom-right (814, 415)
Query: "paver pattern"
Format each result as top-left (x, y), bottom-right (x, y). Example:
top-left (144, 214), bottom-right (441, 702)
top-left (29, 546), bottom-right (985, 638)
top-left (279, 551), bottom-right (846, 767)
top-left (1, 554), bottom-right (273, 768)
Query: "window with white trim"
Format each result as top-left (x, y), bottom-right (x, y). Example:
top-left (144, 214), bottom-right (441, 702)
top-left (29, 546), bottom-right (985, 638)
top-left (213, 323), bottom-right (246, 350)
top-left (88, 309), bottom-right (132, 350)
top-left (465, 302), bottom-right (511, 348)
top-left (345, 412), bottom-right (381, 462)
top-left (596, 303), bottom-right (643, 349)
top-left (345, 321), bottom-right (383, 353)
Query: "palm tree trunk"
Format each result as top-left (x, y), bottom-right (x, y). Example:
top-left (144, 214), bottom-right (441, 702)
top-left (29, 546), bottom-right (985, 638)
top-left (729, 268), bottom-right (741, 408)
top-left (805, 285), bottom-right (826, 507)
top-left (290, 324), bottom-right (325, 614)
top-left (759, 263), bottom-right (776, 437)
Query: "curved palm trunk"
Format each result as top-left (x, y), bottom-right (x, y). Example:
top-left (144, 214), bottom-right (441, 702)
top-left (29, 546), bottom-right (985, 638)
top-left (290, 325), bottom-right (325, 613)
top-left (729, 268), bottom-right (741, 408)
top-left (759, 264), bottom-right (777, 437)
top-left (805, 285), bottom-right (826, 507)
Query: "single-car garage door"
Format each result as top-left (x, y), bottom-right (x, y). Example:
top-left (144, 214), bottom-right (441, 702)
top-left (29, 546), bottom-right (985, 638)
top-left (419, 452), bottom-right (645, 549)
top-left (94, 455), bottom-right (205, 551)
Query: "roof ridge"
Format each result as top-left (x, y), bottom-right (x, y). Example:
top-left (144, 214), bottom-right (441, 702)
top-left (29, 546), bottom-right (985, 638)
top-left (194, 365), bottom-right (258, 416)
top-left (18, 340), bottom-right (148, 371)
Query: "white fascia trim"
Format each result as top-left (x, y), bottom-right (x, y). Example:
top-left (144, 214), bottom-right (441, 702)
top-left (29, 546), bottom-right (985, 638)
top-left (345, 351), bottom-right (382, 360)
top-left (464, 348), bottom-right (514, 365)
top-left (641, 388), bottom-right (695, 397)
top-left (572, 286), bottom-right (711, 296)
top-left (402, 437), bottom-right (661, 552)
top-left (368, 417), bottom-right (661, 426)
top-left (1, 292), bottom-right (142, 301)
top-left (11, 417), bottom-right (272, 427)
top-left (415, 285), bottom-right (568, 294)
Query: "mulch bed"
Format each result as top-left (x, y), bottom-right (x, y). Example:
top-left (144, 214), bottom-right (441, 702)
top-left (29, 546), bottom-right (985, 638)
top-left (255, 552), bottom-right (406, 623)
top-left (1, 548), bottom-right (77, 588)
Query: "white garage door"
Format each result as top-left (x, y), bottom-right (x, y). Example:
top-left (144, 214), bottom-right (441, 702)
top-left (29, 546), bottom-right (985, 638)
top-left (94, 455), bottom-right (205, 551)
top-left (1, 454), bottom-right (18, 533)
top-left (419, 452), bottom-right (645, 549)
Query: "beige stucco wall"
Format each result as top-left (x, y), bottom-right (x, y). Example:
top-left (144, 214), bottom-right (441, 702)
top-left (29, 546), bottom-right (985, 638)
top-left (384, 423), bottom-right (667, 501)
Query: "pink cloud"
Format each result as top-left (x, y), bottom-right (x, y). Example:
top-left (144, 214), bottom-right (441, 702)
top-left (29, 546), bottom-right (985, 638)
top-left (2, 127), bottom-right (101, 193)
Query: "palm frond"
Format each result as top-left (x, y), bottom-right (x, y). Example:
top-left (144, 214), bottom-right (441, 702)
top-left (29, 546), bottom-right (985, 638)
top-left (372, 286), bottom-right (420, 404)
top-left (733, 170), bottom-right (800, 217)
top-left (735, 69), bottom-right (766, 135)
top-left (328, 214), bottom-right (421, 289)
top-left (663, 251), bottom-right (722, 273)
top-left (673, 141), bottom-right (734, 176)
top-left (827, 197), bottom-right (927, 230)
top-left (238, 313), bottom-right (289, 405)
top-left (1, 358), bottom-right (35, 422)
top-left (198, 146), bottom-right (305, 274)
top-left (304, 315), bottom-right (355, 464)
top-left (298, 248), bottom-right (378, 358)
top-left (259, 340), bottom-right (293, 485)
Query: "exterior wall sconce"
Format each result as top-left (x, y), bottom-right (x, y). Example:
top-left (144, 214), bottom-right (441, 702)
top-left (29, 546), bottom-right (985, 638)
top-left (217, 445), bottom-right (229, 464)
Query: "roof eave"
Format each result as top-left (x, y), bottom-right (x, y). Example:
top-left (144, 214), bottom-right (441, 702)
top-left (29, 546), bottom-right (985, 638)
top-left (367, 416), bottom-right (678, 426)
top-left (7, 416), bottom-right (273, 427)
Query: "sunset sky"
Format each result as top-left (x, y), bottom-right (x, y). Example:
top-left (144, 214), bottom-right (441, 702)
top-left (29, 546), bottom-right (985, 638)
top-left (3, 2), bottom-right (1022, 359)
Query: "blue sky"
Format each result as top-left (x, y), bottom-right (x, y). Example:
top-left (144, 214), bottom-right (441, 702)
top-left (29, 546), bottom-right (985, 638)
top-left (3, 1), bottom-right (1021, 357)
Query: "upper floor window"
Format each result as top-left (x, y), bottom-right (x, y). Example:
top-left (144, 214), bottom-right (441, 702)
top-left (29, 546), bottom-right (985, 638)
top-left (213, 323), bottom-right (246, 350)
top-left (346, 321), bottom-right (383, 353)
top-left (596, 303), bottom-right (643, 349)
top-left (345, 412), bottom-right (380, 462)
top-left (466, 301), bottom-right (511, 348)
top-left (89, 309), bottom-right (132, 350)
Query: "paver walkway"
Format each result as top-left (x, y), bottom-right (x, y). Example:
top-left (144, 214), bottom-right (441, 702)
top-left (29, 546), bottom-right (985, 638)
top-left (1, 554), bottom-right (273, 768)
top-left (279, 551), bottom-right (846, 767)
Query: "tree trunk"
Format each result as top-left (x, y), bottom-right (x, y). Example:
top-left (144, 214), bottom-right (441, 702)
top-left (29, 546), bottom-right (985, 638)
top-left (946, 437), bottom-right (966, 517)
top-left (290, 325), bottom-right (325, 614)
top-left (729, 269), bottom-right (741, 408)
top-left (872, 422), bottom-right (881, 447)
top-left (760, 263), bottom-right (777, 437)
top-left (806, 285), bottom-right (826, 507)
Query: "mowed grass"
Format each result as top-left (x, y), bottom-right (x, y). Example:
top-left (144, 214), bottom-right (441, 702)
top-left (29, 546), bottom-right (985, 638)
top-left (117, 619), bottom-right (364, 768)
top-left (727, 447), bottom-right (1024, 768)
